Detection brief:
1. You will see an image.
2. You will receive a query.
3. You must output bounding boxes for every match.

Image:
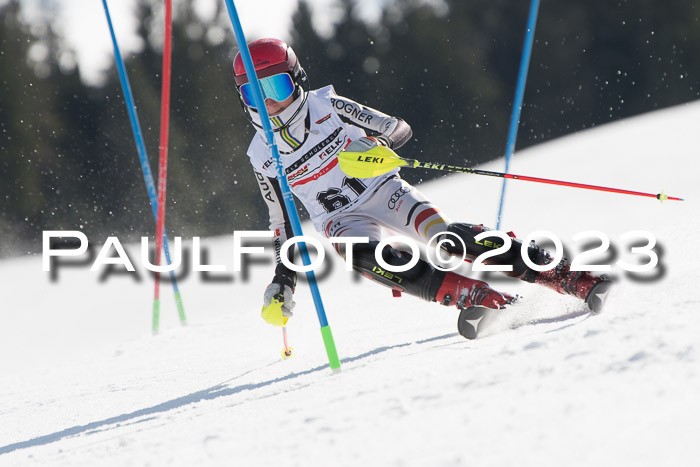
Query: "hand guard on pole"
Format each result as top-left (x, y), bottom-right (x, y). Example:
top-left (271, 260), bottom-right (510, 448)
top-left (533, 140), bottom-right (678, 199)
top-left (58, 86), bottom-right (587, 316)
top-left (261, 283), bottom-right (295, 326)
top-left (261, 264), bottom-right (297, 327)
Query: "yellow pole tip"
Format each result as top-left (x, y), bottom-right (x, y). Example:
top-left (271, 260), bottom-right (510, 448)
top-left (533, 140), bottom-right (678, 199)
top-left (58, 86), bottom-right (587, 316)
top-left (657, 190), bottom-right (668, 204)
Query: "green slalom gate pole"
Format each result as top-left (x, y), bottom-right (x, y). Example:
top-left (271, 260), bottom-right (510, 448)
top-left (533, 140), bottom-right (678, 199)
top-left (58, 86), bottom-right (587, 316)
top-left (223, 0), bottom-right (341, 372)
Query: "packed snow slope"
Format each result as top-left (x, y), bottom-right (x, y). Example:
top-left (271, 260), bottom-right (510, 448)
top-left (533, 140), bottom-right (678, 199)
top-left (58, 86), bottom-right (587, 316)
top-left (1, 102), bottom-right (699, 466)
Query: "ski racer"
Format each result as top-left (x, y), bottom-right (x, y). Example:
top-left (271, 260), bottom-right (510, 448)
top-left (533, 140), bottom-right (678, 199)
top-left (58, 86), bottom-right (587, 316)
top-left (232, 38), bottom-right (612, 327)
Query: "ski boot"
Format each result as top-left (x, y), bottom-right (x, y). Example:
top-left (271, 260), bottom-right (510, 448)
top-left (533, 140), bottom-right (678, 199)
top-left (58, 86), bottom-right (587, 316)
top-left (435, 272), bottom-right (516, 310)
top-left (533, 251), bottom-right (612, 313)
top-left (441, 223), bottom-right (613, 313)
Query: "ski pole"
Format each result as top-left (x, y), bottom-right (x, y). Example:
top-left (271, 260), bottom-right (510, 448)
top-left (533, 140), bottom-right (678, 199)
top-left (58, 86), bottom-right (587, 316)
top-left (338, 146), bottom-right (684, 203)
top-left (282, 326), bottom-right (293, 360)
top-left (261, 298), bottom-right (294, 359)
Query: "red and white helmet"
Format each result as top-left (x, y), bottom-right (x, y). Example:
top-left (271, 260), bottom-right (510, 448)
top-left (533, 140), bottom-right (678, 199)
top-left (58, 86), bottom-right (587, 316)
top-left (233, 39), bottom-right (309, 130)
top-left (233, 38), bottom-right (304, 88)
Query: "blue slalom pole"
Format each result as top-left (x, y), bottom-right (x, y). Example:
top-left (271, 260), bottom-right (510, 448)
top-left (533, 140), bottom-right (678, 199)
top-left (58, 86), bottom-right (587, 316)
top-left (102, 0), bottom-right (186, 325)
top-left (496, 0), bottom-right (540, 230)
top-left (223, 0), bottom-right (341, 372)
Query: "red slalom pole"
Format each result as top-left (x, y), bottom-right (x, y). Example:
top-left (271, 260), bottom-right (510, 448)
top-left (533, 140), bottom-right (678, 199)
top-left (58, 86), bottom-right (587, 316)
top-left (404, 158), bottom-right (685, 203)
top-left (153, 0), bottom-right (173, 334)
top-left (503, 173), bottom-right (685, 202)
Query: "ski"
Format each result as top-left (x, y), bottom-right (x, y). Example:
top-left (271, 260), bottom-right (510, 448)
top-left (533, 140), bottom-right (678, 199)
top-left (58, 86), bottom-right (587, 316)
top-left (458, 280), bottom-right (612, 339)
top-left (584, 279), bottom-right (613, 314)
top-left (457, 306), bottom-right (503, 339)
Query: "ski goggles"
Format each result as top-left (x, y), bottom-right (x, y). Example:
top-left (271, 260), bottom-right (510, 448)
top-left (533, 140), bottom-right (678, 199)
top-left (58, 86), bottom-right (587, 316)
top-left (239, 73), bottom-right (295, 109)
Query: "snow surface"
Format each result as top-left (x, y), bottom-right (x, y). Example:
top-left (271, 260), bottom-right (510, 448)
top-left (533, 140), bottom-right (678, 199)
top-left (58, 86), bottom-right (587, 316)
top-left (1, 102), bottom-right (699, 466)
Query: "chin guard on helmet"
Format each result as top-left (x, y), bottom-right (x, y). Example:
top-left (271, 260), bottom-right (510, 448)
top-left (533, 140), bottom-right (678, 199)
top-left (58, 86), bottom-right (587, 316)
top-left (238, 69), bottom-right (309, 132)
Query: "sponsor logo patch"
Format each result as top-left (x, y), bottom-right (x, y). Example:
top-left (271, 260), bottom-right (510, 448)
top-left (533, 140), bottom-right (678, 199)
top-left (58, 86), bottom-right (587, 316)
top-left (291, 158), bottom-right (339, 187)
top-left (388, 186), bottom-right (411, 209)
top-left (372, 266), bottom-right (403, 284)
top-left (287, 165), bottom-right (309, 181)
top-left (315, 113), bottom-right (332, 125)
top-left (285, 127), bottom-right (343, 174)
